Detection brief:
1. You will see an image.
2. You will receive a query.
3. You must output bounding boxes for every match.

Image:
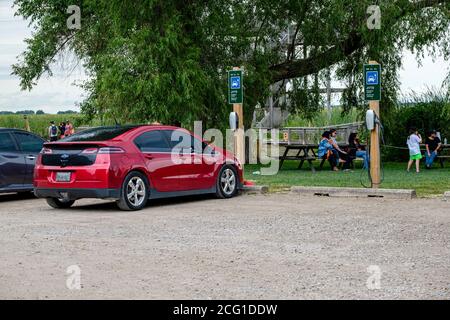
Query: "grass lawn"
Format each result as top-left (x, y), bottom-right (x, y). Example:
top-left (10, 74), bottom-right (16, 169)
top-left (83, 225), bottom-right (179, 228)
top-left (245, 161), bottom-right (450, 197)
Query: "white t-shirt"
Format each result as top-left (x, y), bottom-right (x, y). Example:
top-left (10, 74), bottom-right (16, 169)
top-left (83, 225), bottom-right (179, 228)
top-left (407, 134), bottom-right (421, 156)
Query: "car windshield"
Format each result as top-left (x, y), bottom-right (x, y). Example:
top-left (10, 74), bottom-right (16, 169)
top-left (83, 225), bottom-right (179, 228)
top-left (61, 126), bottom-right (138, 142)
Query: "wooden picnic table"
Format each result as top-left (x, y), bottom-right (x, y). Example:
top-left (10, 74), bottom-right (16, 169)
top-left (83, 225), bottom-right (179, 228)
top-left (275, 142), bottom-right (363, 171)
top-left (277, 143), bottom-right (319, 172)
top-left (275, 143), bottom-right (450, 171)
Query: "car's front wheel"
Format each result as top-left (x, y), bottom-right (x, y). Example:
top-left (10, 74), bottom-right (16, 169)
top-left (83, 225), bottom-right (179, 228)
top-left (46, 197), bottom-right (75, 209)
top-left (116, 171), bottom-right (149, 211)
top-left (215, 165), bottom-right (239, 199)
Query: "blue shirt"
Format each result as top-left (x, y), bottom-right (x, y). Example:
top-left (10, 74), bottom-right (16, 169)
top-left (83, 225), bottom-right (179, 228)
top-left (318, 138), bottom-right (334, 158)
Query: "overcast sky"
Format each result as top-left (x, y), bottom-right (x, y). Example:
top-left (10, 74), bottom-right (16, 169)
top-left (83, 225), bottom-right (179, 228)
top-left (0, 0), bottom-right (449, 114)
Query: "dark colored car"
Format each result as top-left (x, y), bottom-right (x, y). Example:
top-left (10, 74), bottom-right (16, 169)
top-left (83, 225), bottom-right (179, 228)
top-left (0, 128), bottom-right (45, 194)
top-left (34, 125), bottom-right (243, 210)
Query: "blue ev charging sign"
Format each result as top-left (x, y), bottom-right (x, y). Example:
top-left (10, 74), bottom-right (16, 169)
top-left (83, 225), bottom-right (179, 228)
top-left (364, 64), bottom-right (381, 101)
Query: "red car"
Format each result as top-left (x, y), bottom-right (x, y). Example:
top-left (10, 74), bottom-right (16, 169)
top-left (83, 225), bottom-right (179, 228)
top-left (34, 125), bottom-right (243, 210)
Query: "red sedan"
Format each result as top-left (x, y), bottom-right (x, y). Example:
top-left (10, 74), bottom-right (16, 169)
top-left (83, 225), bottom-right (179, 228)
top-left (34, 125), bottom-right (243, 210)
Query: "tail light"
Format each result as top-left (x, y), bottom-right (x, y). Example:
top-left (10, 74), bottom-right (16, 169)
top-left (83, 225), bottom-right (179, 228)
top-left (98, 147), bottom-right (125, 154)
top-left (81, 148), bottom-right (99, 154)
top-left (80, 147), bottom-right (125, 154)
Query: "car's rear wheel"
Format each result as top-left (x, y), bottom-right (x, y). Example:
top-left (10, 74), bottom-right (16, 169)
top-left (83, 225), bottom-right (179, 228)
top-left (46, 197), bottom-right (75, 209)
top-left (116, 171), bottom-right (149, 211)
top-left (215, 165), bottom-right (239, 199)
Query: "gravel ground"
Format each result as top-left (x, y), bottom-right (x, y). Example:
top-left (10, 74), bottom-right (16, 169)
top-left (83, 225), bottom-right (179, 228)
top-left (0, 192), bottom-right (449, 299)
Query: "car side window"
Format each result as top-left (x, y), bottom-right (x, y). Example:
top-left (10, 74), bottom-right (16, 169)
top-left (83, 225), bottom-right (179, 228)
top-left (12, 132), bottom-right (43, 153)
top-left (0, 132), bottom-right (18, 152)
top-left (162, 130), bottom-right (203, 154)
top-left (134, 130), bottom-right (171, 152)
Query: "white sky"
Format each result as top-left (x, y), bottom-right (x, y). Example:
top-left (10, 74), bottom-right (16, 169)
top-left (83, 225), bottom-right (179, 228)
top-left (0, 0), bottom-right (449, 114)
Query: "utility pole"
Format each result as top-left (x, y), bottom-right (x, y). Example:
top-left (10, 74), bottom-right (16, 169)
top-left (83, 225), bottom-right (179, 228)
top-left (367, 60), bottom-right (381, 188)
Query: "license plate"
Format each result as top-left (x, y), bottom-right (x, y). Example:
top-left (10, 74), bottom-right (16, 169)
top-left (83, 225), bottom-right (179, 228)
top-left (55, 172), bottom-right (71, 182)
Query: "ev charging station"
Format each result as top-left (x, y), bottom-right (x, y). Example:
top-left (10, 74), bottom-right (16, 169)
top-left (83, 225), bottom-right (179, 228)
top-left (364, 61), bottom-right (382, 188)
top-left (228, 68), bottom-right (245, 168)
top-left (229, 112), bottom-right (239, 131)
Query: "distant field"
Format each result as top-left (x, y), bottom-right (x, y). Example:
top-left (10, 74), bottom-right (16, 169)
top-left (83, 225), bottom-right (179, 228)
top-left (0, 114), bottom-right (84, 138)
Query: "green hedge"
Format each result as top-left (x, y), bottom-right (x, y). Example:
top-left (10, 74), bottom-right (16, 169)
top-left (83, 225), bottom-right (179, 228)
top-left (383, 93), bottom-right (450, 161)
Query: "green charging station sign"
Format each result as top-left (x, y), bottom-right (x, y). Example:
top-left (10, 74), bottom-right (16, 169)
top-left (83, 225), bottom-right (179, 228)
top-left (228, 70), bottom-right (243, 104)
top-left (364, 64), bottom-right (381, 101)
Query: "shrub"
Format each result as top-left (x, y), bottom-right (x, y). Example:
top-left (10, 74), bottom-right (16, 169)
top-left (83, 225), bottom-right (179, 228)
top-left (383, 89), bottom-right (450, 161)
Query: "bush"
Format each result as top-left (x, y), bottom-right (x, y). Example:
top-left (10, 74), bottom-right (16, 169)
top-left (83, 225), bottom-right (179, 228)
top-left (383, 89), bottom-right (450, 161)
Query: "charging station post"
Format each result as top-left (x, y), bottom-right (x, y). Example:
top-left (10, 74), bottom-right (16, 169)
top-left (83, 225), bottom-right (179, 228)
top-left (228, 67), bottom-right (245, 169)
top-left (364, 61), bottom-right (381, 188)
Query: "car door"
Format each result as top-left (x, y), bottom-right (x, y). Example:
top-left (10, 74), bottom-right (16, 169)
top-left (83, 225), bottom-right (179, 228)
top-left (0, 131), bottom-right (25, 189)
top-left (162, 129), bottom-right (216, 191)
top-left (133, 129), bottom-right (183, 192)
top-left (12, 131), bottom-right (45, 186)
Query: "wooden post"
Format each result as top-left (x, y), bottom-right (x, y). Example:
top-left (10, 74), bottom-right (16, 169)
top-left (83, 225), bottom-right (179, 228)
top-left (232, 67), bottom-right (245, 168)
top-left (24, 115), bottom-right (31, 132)
top-left (369, 60), bottom-right (381, 188)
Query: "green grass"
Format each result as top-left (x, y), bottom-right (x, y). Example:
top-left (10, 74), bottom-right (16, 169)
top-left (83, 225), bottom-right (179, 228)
top-left (245, 161), bottom-right (450, 197)
top-left (0, 114), bottom-right (84, 138)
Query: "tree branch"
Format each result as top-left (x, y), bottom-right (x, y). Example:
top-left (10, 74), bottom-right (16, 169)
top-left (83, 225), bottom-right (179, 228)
top-left (269, 0), bottom-right (450, 83)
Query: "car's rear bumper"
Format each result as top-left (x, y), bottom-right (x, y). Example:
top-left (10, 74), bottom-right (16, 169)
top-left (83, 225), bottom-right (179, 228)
top-left (34, 188), bottom-right (120, 200)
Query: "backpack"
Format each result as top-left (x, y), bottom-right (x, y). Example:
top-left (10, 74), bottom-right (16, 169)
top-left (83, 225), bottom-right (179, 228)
top-left (51, 125), bottom-right (57, 136)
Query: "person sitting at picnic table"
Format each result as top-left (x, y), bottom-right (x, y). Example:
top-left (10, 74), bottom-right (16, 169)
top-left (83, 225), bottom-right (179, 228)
top-left (348, 132), bottom-right (369, 169)
top-left (329, 128), bottom-right (349, 169)
top-left (318, 131), bottom-right (339, 171)
top-left (425, 130), bottom-right (441, 169)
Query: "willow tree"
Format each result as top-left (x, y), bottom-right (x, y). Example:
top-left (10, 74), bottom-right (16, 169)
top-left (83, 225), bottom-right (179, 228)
top-left (12, 0), bottom-right (450, 128)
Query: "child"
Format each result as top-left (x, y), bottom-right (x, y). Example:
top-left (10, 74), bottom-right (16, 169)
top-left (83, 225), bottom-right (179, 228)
top-left (406, 128), bottom-right (422, 173)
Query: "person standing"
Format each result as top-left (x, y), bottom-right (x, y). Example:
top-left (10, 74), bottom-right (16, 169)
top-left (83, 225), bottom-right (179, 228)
top-left (48, 121), bottom-right (58, 141)
top-left (65, 120), bottom-right (74, 136)
top-left (407, 128), bottom-right (422, 173)
top-left (425, 130), bottom-right (441, 169)
top-left (59, 122), bottom-right (66, 139)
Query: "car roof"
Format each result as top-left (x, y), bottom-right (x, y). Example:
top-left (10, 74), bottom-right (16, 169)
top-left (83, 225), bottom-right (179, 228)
top-left (48, 124), bottom-right (186, 144)
top-left (116, 124), bottom-right (187, 134)
top-left (0, 127), bottom-right (37, 134)
top-left (131, 124), bottom-right (181, 130)
top-left (124, 125), bottom-right (192, 137)
top-left (0, 128), bottom-right (45, 140)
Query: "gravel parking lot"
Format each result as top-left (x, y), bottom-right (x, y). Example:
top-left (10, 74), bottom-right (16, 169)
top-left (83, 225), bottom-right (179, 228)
top-left (0, 192), bottom-right (449, 299)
